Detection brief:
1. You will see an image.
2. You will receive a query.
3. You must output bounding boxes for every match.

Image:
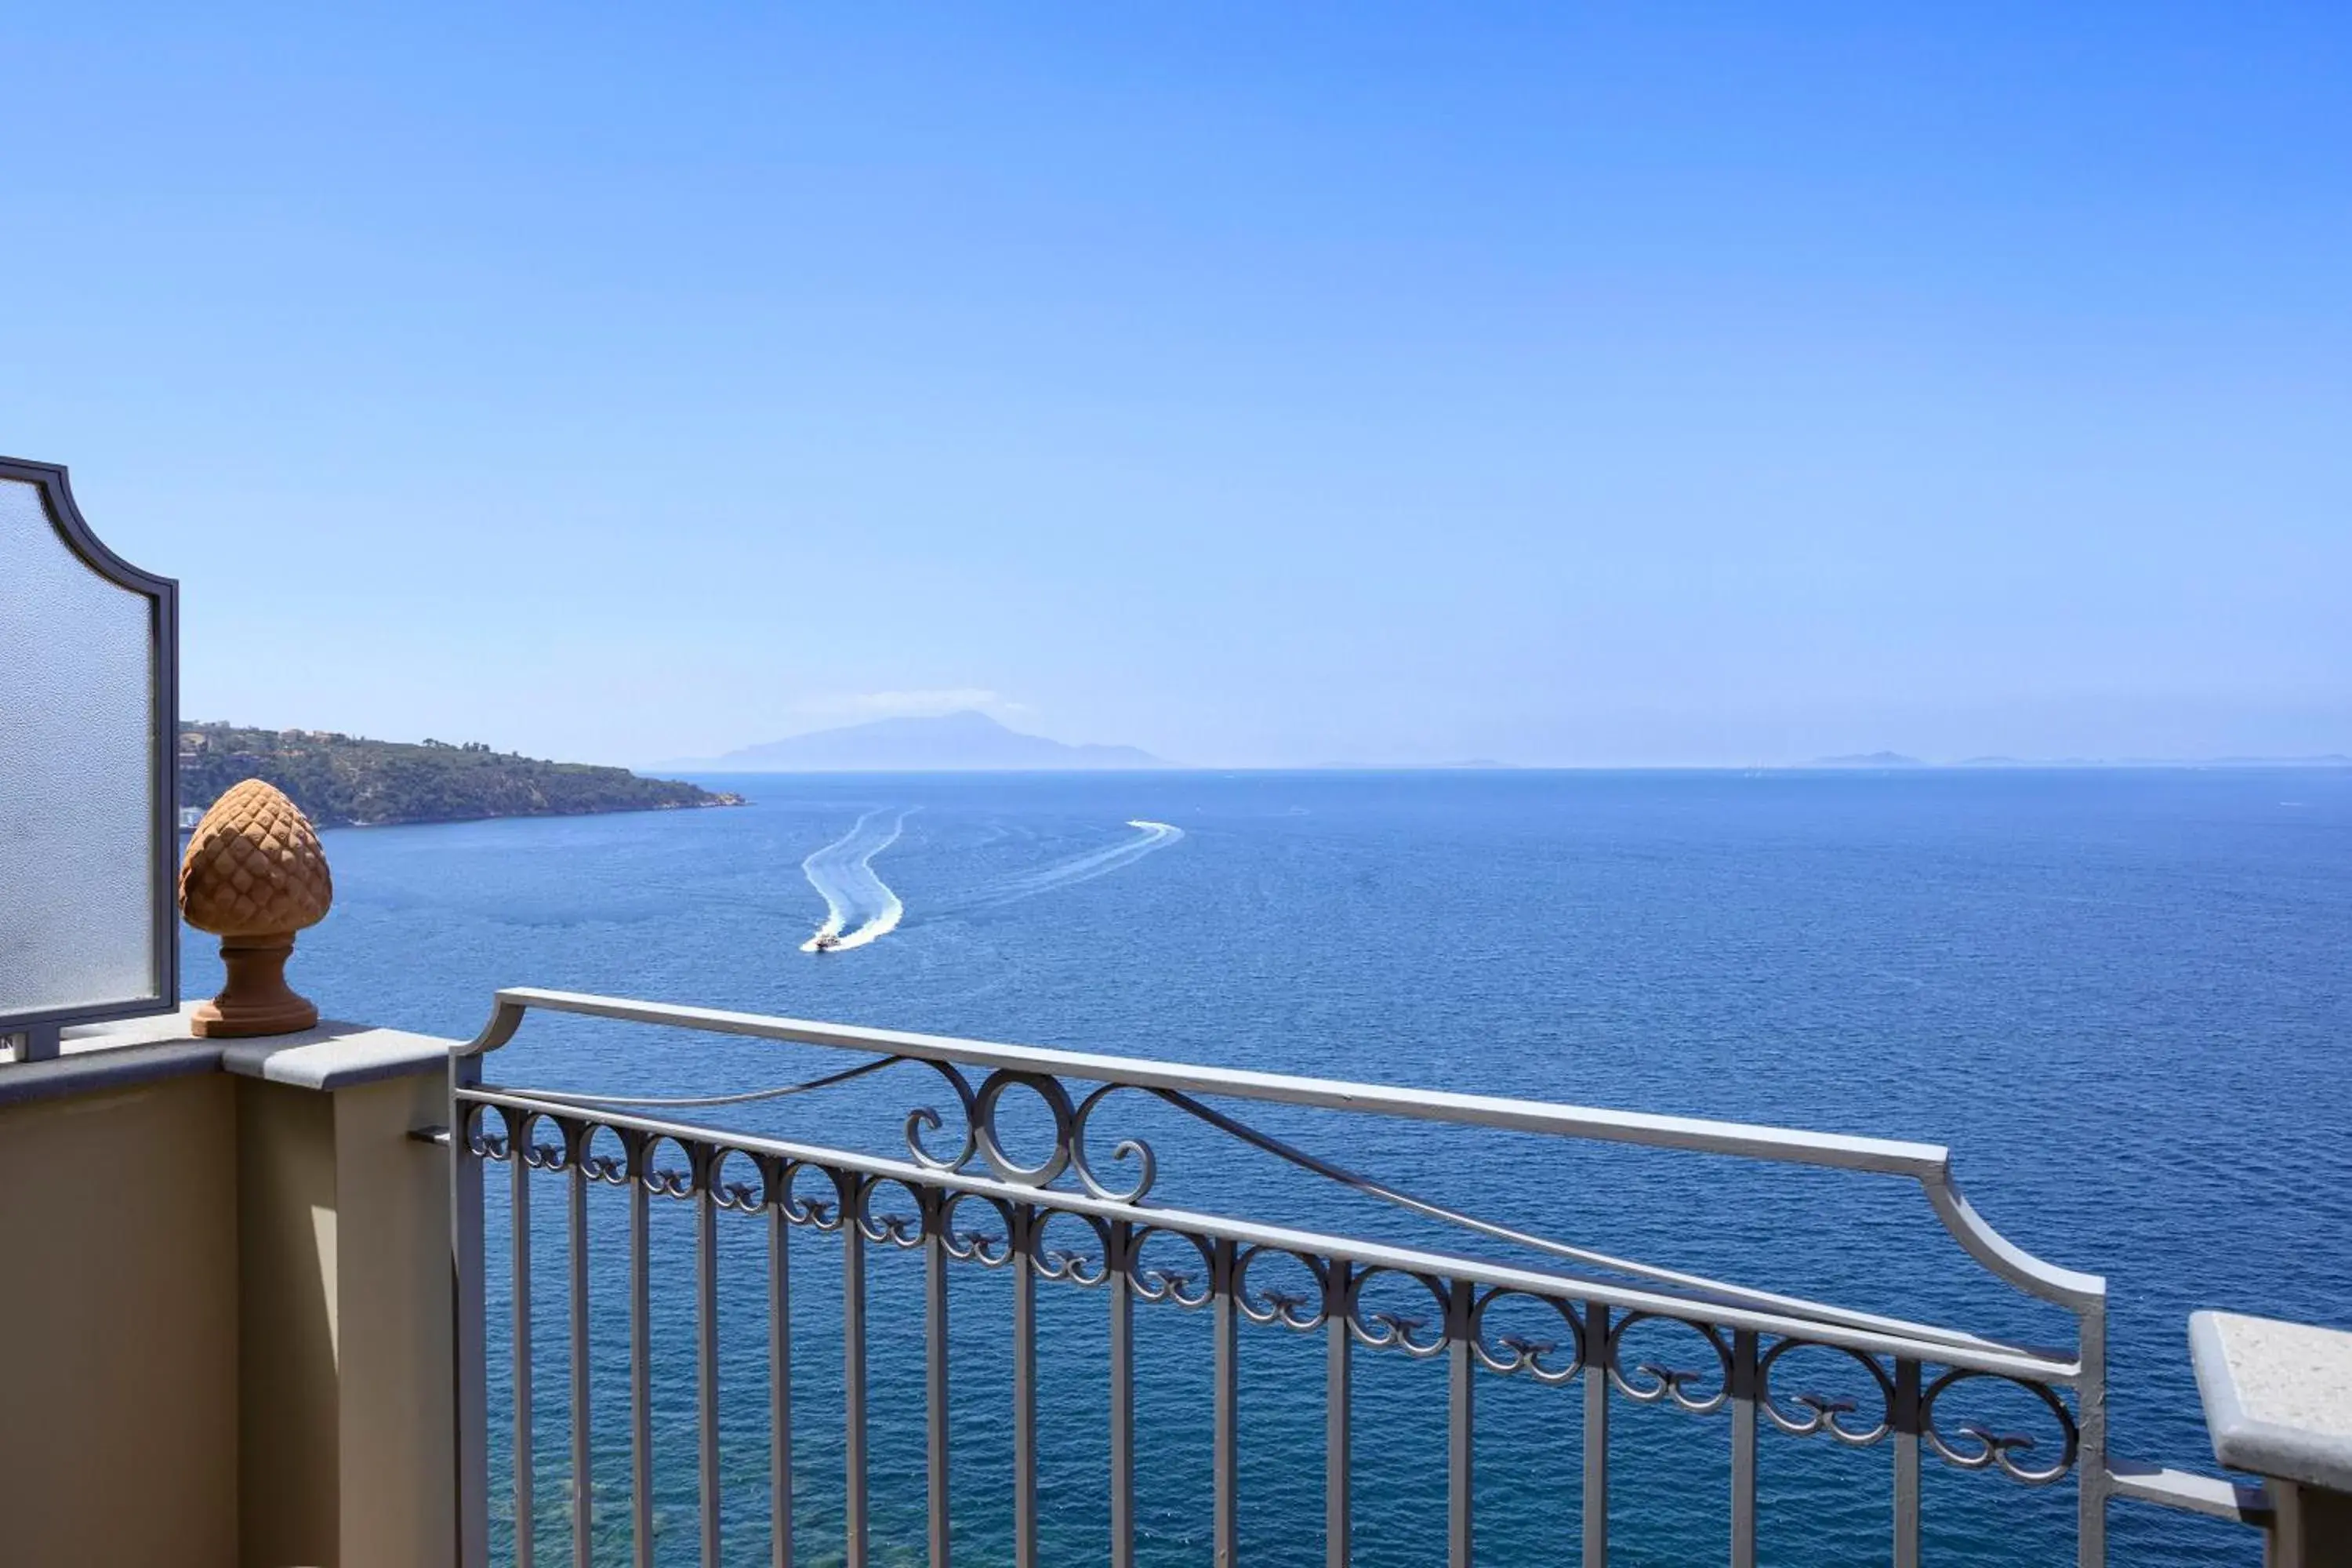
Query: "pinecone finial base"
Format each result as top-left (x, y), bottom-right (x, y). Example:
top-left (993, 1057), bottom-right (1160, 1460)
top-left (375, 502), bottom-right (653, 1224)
top-left (190, 932), bottom-right (320, 1038)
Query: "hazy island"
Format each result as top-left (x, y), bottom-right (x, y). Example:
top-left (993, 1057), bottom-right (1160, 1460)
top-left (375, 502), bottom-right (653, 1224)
top-left (663, 710), bottom-right (1169, 771)
top-left (178, 723), bottom-right (746, 828)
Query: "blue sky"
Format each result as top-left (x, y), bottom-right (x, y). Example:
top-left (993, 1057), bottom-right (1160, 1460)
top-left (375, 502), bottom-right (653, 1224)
top-left (5, 5), bottom-right (2346, 766)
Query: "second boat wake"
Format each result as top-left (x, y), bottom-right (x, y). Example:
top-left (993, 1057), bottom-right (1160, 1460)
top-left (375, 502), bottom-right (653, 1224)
top-left (927, 818), bottom-right (1185, 919)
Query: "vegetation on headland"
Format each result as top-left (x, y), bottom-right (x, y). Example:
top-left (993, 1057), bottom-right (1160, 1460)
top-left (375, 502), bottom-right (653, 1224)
top-left (176, 723), bottom-right (746, 828)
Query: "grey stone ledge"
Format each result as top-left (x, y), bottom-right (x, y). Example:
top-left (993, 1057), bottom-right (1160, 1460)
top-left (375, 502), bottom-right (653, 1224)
top-left (2192, 1310), bottom-right (2352, 1495)
top-left (0, 1038), bottom-right (224, 1109)
top-left (0, 1004), bottom-right (454, 1109)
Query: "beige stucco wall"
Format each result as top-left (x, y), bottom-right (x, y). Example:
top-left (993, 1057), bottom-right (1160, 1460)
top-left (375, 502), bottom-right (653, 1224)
top-left (0, 1073), bottom-right (241, 1568)
top-left (234, 1070), bottom-right (454, 1568)
top-left (238, 1076), bottom-right (343, 1566)
top-left (0, 1029), bottom-right (454, 1568)
top-left (330, 1070), bottom-right (456, 1568)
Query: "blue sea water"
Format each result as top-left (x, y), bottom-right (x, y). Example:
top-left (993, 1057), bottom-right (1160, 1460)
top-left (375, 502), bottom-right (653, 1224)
top-left (187, 769), bottom-right (2352, 1567)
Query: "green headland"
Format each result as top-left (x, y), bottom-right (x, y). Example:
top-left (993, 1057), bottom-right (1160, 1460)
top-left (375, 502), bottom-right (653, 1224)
top-left (177, 723), bottom-right (744, 828)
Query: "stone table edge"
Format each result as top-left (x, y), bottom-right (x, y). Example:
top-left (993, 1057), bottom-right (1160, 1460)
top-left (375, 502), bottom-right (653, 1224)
top-left (2192, 1309), bottom-right (2352, 1496)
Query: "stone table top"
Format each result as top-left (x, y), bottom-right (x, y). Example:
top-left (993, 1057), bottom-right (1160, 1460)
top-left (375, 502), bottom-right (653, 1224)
top-left (2192, 1310), bottom-right (2352, 1494)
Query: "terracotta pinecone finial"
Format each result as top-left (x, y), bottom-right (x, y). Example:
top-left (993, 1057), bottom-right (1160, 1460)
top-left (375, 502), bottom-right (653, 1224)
top-left (178, 779), bottom-right (333, 1037)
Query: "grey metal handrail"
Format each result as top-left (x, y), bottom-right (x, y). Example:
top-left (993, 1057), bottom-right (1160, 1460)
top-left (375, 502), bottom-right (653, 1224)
top-left (445, 987), bottom-right (2256, 1568)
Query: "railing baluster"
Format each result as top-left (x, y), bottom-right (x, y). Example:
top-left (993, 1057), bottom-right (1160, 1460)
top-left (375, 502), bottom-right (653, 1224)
top-left (1013, 1203), bottom-right (1040, 1568)
top-left (632, 1146), bottom-right (653, 1568)
top-left (1893, 1358), bottom-right (1921, 1568)
top-left (454, 1063), bottom-right (490, 1568)
top-left (570, 1138), bottom-right (593, 1568)
top-left (1213, 1237), bottom-right (1240, 1568)
top-left (1326, 1258), bottom-right (1352, 1568)
top-left (1583, 1299), bottom-right (1608, 1568)
top-left (1448, 1278), bottom-right (1474, 1568)
top-left (769, 1167), bottom-right (794, 1568)
top-left (512, 1128), bottom-right (535, 1568)
top-left (843, 1174), bottom-right (870, 1568)
top-left (1730, 1329), bottom-right (1758, 1568)
top-left (926, 1192), bottom-right (953, 1568)
top-left (698, 1156), bottom-right (722, 1568)
top-left (2078, 1306), bottom-right (2107, 1568)
top-left (1109, 1220), bottom-right (1136, 1568)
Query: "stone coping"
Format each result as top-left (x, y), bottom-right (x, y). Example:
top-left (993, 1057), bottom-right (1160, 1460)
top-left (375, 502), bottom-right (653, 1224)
top-left (0, 1004), bottom-right (454, 1109)
top-left (2192, 1309), bottom-right (2352, 1495)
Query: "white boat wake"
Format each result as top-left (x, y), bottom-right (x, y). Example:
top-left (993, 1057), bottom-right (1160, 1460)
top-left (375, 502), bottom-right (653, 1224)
top-left (800, 808), bottom-right (913, 953)
top-left (945, 819), bottom-right (1185, 915)
top-left (802, 815), bottom-right (1182, 949)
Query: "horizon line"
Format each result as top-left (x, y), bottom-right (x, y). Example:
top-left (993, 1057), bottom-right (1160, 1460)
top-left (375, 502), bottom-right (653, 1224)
top-left (648, 757), bottom-right (2352, 776)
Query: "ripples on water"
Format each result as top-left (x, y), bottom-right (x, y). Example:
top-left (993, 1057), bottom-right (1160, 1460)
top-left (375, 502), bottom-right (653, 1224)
top-left (192, 769), bottom-right (2352, 1566)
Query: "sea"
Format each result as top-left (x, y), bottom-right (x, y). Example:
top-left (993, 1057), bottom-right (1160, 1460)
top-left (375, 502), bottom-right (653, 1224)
top-left (183, 768), bottom-right (2352, 1568)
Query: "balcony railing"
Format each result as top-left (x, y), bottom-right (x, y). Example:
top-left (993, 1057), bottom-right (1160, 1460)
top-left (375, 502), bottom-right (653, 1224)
top-left (448, 989), bottom-right (2264, 1567)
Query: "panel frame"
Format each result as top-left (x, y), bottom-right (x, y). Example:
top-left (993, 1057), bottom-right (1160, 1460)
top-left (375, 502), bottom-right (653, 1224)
top-left (0, 456), bottom-right (180, 1056)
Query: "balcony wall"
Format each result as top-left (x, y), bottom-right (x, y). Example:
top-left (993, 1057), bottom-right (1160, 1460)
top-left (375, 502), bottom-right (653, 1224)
top-left (0, 1011), bottom-right (457, 1568)
top-left (1, 1064), bottom-right (238, 1565)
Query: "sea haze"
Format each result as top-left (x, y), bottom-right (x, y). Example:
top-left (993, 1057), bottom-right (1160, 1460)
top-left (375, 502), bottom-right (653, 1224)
top-left (187, 769), bottom-right (2352, 1567)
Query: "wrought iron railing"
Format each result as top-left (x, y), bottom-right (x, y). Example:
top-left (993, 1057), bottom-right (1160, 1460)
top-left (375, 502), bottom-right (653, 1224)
top-left (446, 988), bottom-right (2266, 1567)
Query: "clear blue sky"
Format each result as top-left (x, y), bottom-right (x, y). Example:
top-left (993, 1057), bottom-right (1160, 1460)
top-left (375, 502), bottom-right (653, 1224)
top-left (5, 5), bottom-right (2346, 766)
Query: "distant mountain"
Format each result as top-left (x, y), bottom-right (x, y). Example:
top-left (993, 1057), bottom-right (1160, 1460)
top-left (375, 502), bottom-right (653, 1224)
top-left (1811, 751), bottom-right (1927, 768)
top-left (673, 710), bottom-right (1169, 772)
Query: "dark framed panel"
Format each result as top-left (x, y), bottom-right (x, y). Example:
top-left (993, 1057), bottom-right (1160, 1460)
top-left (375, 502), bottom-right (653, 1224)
top-left (0, 456), bottom-right (180, 1060)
